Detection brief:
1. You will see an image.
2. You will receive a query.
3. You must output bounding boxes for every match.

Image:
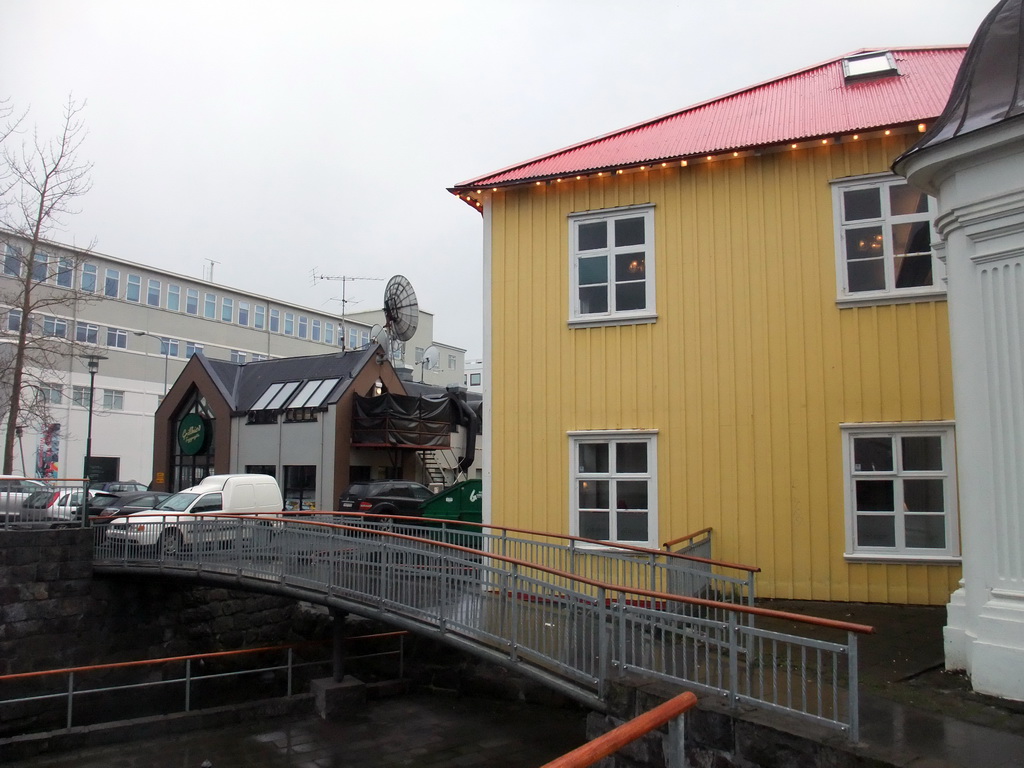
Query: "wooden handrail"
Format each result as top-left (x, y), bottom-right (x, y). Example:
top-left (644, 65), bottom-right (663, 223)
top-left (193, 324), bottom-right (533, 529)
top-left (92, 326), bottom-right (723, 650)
top-left (540, 691), bottom-right (698, 768)
top-left (0, 632), bottom-right (407, 683)
top-left (124, 514), bottom-right (872, 635)
top-left (302, 511), bottom-right (760, 574)
top-left (662, 526), bottom-right (712, 550)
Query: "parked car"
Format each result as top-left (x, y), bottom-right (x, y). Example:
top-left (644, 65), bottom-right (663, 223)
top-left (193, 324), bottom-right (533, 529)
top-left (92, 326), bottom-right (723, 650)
top-left (337, 480), bottom-right (435, 519)
top-left (90, 480), bottom-right (149, 493)
top-left (105, 474), bottom-right (284, 554)
top-left (20, 489), bottom-right (119, 523)
top-left (91, 491), bottom-right (172, 525)
top-left (0, 476), bottom-right (50, 519)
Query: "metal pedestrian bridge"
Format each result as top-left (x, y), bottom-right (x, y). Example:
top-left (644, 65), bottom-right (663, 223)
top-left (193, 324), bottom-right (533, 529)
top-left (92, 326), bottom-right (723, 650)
top-left (92, 513), bottom-right (872, 740)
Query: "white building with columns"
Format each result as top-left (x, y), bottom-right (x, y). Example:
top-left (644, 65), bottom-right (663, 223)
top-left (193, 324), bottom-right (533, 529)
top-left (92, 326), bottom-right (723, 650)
top-left (895, 0), bottom-right (1024, 701)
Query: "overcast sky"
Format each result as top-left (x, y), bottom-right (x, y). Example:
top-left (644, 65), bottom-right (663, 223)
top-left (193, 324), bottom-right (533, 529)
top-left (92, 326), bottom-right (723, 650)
top-left (0, 0), bottom-right (994, 359)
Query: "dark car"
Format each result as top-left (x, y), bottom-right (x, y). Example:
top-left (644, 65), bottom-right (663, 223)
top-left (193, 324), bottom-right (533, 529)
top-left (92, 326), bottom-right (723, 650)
top-left (338, 480), bottom-right (434, 518)
top-left (90, 480), bottom-right (149, 493)
top-left (91, 491), bottom-right (172, 525)
top-left (20, 489), bottom-right (119, 523)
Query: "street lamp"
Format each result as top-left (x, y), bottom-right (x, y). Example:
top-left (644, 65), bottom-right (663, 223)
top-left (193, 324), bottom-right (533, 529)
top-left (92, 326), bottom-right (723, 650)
top-left (81, 354), bottom-right (107, 483)
top-left (134, 331), bottom-right (169, 396)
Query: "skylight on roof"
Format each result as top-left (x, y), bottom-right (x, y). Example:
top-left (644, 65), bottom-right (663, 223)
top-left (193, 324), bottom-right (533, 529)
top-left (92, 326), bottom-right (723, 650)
top-left (843, 51), bottom-right (899, 83)
top-left (290, 378), bottom-right (340, 409)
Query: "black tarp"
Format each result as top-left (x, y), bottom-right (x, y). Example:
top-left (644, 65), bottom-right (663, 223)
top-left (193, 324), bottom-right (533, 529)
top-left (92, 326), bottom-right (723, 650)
top-left (351, 393), bottom-right (452, 448)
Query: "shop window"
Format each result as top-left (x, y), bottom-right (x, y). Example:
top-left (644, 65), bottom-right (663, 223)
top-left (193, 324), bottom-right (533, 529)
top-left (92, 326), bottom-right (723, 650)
top-left (284, 465), bottom-right (316, 511)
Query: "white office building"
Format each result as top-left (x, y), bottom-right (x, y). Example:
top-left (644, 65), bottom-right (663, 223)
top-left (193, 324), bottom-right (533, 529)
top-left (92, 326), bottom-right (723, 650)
top-left (0, 234), bottom-right (466, 486)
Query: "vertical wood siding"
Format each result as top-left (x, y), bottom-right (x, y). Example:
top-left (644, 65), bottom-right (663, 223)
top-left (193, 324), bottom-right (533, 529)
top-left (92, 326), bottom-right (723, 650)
top-left (488, 134), bottom-right (960, 605)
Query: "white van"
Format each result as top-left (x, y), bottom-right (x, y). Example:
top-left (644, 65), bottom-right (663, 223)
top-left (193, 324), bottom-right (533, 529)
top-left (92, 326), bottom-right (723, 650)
top-left (105, 474), bottom-right (284, 554)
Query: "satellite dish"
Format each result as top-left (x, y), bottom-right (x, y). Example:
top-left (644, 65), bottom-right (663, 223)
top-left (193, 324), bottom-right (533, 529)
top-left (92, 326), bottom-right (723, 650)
top-left (419, 345), bottom-right (440, 382)
top-left (383, 275), bottom-right (419, 342)
top-left (369, 323), bottom-right (385, 346)
top-left (422, 345), bottom-right (439, 370)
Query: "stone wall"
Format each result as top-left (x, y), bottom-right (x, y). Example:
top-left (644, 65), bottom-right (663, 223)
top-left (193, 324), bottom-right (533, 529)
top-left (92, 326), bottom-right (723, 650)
top-left (0, 528), bottom-right (326, 675)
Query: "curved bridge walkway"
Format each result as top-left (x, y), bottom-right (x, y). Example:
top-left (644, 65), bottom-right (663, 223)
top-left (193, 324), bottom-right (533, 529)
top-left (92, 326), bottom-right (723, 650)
top-left (93, 513), bottom-right (871, 740)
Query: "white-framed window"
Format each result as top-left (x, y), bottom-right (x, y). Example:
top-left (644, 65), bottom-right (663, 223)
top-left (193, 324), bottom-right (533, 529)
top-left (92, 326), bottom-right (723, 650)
top-left (42, 316), bottom-right (68, 338)
top-left (284, 312), bottom-right (294, 336)
top-left (104, 268), bottom-right (120, 298)
top-left (167, 284), bottom-right (181, 311)
top-left (569, 204), bottom-right (656, 326)
top-left (204, 293), bottom-right (217, 319)
top-left (238, 301), bottom-right (250, 327)
top-left (102, 389), bottom-right (124, 410)
top-left (81, 263), bottom-right (97, 293)
top-left (325, 321), bottom-right (334, 345)
top-left (832, 174), bottom-right (941, 303)
top-left (160, 337), bottom-right (179, 357)
top-left (147, 279), bottom-right (161, 307)
top-left (107, 327), bottom-right (128, 348)
top-left (56, 257), bottom-right (73, 288)
top-left (221, 297), bottom-right (234, 323)
top-left (37, 383), bottom-right (63, 405)
top-left (72, 385), bottom-right (91, 408)
top-left (186, 288), bottom-right (199, 315)
top-left (32, 251), bottom-right (49, 282)
top-left (269, 308), bottom-right (280, 333)
top-left (252, 353), bottom-right (268, 362)
top-left (186, 341), bottom-right (204, 357)
top-left (569, 430), bottom-right (657, 547)
top-left (76, 322), bottom-right (98, 344)
top-left (298, 315), bottom-right (308, 339)
top-left (126, 273), bottom-right (141, 302)
top-left (230, 350), bottom-right (247, 364)
top-left (841, 422), bottom-right (959, 560)
top-left (448, 354), bottom-right (456, 369)
top-left (311, 318), bottom-right (321, 342)
top-left (6, 308), bottom-right (22, 333)
top-left (3, 244), bottom-right (21, 277)
top-left (254, 305), bottom-right (266, 330)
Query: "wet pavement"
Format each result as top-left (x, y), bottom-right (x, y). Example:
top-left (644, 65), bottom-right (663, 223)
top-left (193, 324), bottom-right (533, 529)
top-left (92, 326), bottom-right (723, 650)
top-left (7, 601), bottom-right (1024, 767)
top-left (762, 600), bottom-right (1024, 767)
top-left (6, 693), bottom-right (587, 768)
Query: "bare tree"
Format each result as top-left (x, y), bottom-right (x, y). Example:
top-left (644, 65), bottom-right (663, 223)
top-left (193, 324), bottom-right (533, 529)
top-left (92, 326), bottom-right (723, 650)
top-left (0, 97), bottom-right (93, 474)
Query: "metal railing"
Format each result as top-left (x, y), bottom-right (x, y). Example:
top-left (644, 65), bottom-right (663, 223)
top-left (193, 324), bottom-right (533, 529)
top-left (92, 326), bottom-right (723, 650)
top-left (663, 527), bottom-right (713, 559)
top-left (0, 477), bottom-right (89, 529)
top-left (332, 512), bottom-right (757, 612)
top-left (92, 513), bottom-right (872, 740)
top-left (0, 633), bottom-right (406, 736)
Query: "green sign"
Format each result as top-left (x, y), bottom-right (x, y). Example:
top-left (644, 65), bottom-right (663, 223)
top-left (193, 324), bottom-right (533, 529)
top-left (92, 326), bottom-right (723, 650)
top-left (178, 414), bottom-right (209, 456)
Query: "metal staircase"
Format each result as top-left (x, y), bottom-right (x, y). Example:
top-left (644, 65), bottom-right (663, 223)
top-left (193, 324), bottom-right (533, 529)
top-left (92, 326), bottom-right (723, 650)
top-left (420, 449), bottom-right (459, 487)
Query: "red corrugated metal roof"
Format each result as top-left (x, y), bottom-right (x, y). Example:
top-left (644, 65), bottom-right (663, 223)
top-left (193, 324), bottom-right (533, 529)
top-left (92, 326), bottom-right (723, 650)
top-left (451, 47), bottom-right (966, 191)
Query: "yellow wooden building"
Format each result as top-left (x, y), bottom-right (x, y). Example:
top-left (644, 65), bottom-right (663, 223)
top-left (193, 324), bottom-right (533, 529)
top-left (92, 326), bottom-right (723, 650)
top-left (451, 47), bottom-right (967, 605)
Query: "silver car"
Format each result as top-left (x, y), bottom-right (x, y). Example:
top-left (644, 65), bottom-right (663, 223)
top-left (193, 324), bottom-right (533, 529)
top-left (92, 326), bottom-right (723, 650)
top-left (0, 475), bottom-right (50, 521)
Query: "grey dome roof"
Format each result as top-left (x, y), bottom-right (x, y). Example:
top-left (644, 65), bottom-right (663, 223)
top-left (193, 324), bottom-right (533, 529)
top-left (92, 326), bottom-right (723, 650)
top-left (899, 0), bottom-right (1024, 158)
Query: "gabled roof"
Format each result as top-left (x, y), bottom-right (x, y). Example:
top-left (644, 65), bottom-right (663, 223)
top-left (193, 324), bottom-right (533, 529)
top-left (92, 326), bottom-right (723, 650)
top-left (451, 46), bottom-right (966, 192)
top-left (200, 346), bottom-right (381, 413)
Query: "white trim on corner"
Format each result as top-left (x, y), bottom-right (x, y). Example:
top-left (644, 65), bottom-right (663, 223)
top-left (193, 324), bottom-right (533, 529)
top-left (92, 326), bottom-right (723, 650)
top-left (481, 195), bottom-right (493, 529)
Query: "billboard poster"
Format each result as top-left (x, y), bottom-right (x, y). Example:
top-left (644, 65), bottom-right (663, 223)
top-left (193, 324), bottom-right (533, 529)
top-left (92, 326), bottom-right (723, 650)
top-left (36, 423), bottom-right (60, 479)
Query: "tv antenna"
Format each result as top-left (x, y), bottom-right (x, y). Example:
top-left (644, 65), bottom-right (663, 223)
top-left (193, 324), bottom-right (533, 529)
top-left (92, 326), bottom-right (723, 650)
top-left (312, 271), bottom-right (384, 349)
top-left (204, 258), bottom-right (220, 283)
